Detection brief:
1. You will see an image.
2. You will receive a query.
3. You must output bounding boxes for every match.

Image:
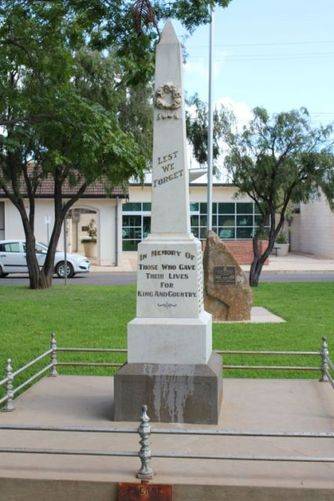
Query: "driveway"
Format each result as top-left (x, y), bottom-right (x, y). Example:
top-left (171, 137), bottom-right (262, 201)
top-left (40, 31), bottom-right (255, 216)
top-left (1, 271), bottom-right (334, 286)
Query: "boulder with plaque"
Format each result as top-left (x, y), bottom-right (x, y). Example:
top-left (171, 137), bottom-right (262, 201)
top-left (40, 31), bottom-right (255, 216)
top-left (204, 231), bottom-right (253, 321)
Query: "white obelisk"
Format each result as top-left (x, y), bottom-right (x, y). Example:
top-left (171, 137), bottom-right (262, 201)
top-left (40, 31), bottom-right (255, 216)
top-left (127, 21), bottom-right (212, 365)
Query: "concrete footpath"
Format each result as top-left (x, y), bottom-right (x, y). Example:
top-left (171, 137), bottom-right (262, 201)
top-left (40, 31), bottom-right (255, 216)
top-left (0, 376), bottom-right (333, 500)
top-left (92, 252), bottom-right (334, 274)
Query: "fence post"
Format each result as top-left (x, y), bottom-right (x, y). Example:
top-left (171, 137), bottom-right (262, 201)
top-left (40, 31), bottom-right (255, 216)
top-left (320, 336), bottom-right (329, 382)
top-left (50, 333), bottom-right (58, 377)
top-left (3, 359), bottom-right (14, 412)
top-left (137, 405), bottom-right (154, 480)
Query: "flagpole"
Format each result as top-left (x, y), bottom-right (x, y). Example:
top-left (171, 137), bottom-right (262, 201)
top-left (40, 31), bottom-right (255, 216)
top-left (207, 6), bottom-right (214, 233)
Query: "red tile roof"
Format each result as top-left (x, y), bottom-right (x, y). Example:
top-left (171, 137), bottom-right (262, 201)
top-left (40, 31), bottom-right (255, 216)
top-left (0, 176), bottom-right (128, 199)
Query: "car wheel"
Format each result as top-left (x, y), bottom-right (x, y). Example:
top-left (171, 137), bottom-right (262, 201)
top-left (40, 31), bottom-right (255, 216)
top-left (55, 261), bottom-right (74, 279)
top-left (0, 266), bottom-right (8, 278)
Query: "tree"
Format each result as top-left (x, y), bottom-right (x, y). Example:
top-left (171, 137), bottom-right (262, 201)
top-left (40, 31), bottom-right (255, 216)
top-left (0, 2), bottom-right (147, 289)
top-left (186, 98), bottom-right (334, 286)
top-left (186, 94), bottom-right (224, 173)
top-left (0, 0), bottom-right (233, 289)
top-left (222, 107), bottom-right (334, 286)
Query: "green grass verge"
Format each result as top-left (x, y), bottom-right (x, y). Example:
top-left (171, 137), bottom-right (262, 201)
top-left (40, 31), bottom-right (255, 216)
top-left (0, 282), bottom-right (333, 392)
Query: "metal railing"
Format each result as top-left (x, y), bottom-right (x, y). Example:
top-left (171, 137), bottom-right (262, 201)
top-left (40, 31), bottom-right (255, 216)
top-left (0, 347), bottom-right (53, 412)
top-left (322, 336), bottom-right (334, 389)
top-left (217, 347), bottom-right (323, 374)
top-left (1, 334), bottom-right (333, 413)
top-left (0, 405), bottom-right (334, 481)
top-left (0, 335), bottom-right (333, 480)
top-left (56, 346), bottom-right (126, 369)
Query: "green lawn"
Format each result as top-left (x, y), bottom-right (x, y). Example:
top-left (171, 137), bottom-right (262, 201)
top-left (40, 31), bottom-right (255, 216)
top-left (0, 282), bottom-right (333, 391)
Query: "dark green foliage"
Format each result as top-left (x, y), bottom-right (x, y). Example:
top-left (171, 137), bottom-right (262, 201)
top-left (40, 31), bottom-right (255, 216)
top-left (152, 0), bottom-right (232, 31)
top-left (223, 107), bottom-right (334, 219)
top-left (0, 0), bottom-right (234, 288)
top-left (187, 97), bottom-right (334, 285)
top-left (186, 94), bottom-right (224, 171)
top-left (0, 2), bottom-right (148, 187)
top-left (222, 106), bottom-right (334, 285)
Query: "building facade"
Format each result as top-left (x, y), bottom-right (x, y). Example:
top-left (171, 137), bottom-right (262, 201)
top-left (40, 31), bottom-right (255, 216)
top-left (290, 192), bottom-right (334, 258)
top-left (1, 180), bottom-right (333, 267)
top-left (123, 183), bottom-right (263, 250)
top-left (0, 180), bottom-right (126, 267)
top-left (0, 181), bottom-right (264, 267)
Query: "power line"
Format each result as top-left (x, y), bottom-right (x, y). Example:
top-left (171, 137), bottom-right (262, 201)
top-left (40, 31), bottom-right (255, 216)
top-left (310, 112), bottom-right (334, 116)
top-left (191, 40), bottom-right (334, 49)
top-left (189, 51), bottom-right (334, 62)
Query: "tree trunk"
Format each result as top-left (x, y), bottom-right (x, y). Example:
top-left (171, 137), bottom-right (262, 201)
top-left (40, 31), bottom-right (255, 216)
top-left (20, 204), bottom-right (62, 290)
top-left (3, 168), bottom-right (87, 289)
top-left (16, 205), bottom-right (45, 289)
top-left (249, 230), bottom-right (276, 287)
top-left (249, 234), bottom-right (263, 287)
top-left (24, 232), bottom-right (42, 289)
top-left (38, 177), bottom-right (88, 288)
top-left (249, 255), bottom-right (265, 287)
top-left (40, 216), bottom-right (65, 287)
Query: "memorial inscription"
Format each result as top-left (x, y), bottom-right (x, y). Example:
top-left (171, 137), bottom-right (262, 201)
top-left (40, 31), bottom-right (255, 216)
top-left (137, 249), bottom-right (198, 314)
top-left (153, 150), bottom-right (183, 188)
top-left (157, 111), bottom-right (179, 120)
top-left (214, 266), bottom-right (236, 285)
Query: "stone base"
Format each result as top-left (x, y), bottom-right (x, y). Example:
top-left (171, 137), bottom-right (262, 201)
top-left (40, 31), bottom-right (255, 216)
top-left (128, 311), bottom-right (212, 365)
top-left (114, 352), bottom-right (223, 424)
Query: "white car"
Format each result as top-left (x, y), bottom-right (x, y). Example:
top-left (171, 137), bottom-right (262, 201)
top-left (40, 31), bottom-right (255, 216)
top-left (0, 240), bottom-right (91, 278)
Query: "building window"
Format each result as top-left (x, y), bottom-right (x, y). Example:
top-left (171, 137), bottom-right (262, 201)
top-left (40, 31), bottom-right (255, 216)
top-left (122, 201), bottom-right (267, 250)
top-left (122, 203), bottom-right (151, 251)
top-left (191, 202), bottom-right (267, 240)
top-left (0, 202), bottom-right (4, 240)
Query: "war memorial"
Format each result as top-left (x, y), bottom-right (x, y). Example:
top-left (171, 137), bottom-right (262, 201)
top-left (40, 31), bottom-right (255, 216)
top-left (0, 20), bottom-right (333, 501)
top-left (114, 20), bottom-right (222, 425)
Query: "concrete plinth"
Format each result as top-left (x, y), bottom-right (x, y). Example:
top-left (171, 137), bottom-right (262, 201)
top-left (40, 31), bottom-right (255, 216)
top-left (128, 311), bottom-right (212, 365)
top-left (114, 352), bottom-right (223, 424)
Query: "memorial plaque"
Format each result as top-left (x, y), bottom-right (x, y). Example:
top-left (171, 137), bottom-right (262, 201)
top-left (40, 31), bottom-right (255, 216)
top-left (118, 483), bottom-right (172, 501)
top-left (214, 266), bottom-right (236, 285)
top-left (136, 244), bottom-right (202, 318)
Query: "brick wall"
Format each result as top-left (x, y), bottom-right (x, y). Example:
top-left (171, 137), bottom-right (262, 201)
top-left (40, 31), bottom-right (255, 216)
top-left (224, 240), bottom-right (269, 265)
top-left (203, 239), bottom-right (269, 265)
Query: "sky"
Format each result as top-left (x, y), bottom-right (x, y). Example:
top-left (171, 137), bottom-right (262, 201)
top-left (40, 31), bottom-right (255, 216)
top-left (175, 0), bottom-right (334, 127)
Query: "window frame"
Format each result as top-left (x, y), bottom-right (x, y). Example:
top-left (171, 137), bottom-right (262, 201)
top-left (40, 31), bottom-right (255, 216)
top-left (122, 201), bottom-right (270, 250)
top-left (122, 202), bottom-right (152, 251)
top-left (190, 202), bottom-right (269, 241)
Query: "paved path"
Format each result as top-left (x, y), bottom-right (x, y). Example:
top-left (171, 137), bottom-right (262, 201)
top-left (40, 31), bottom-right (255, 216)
top-left (0, 376), bottom-right (333, 499)
top-left (1, 271), bottom-right (334, 286)
top-left (242, 253), bottom-right (334, 272)
top-left (97, 252), bottom-right (334, 274)
top-left (260, 271), bottom-right (334, 282)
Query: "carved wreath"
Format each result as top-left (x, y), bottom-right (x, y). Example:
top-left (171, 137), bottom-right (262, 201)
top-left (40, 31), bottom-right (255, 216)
top-left (154, 84), bottom-right (182, 110)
